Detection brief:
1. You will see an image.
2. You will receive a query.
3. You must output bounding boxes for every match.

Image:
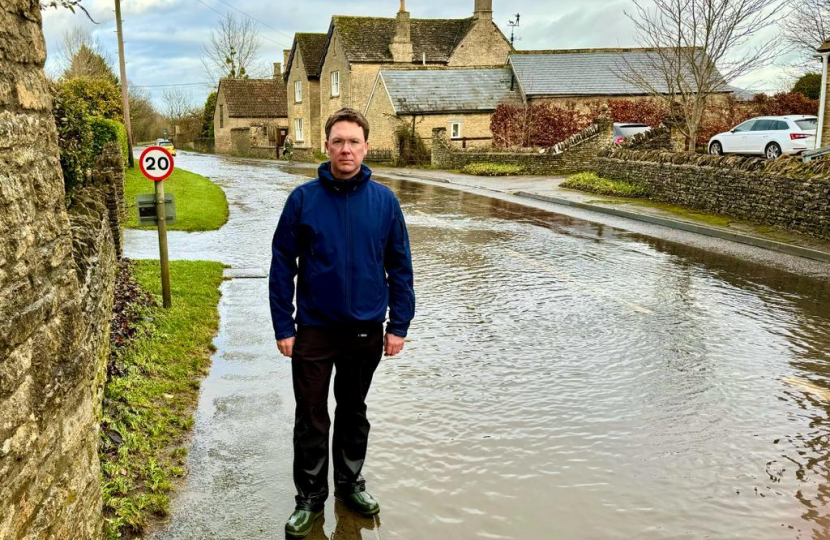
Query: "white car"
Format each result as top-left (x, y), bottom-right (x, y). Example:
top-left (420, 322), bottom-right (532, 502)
top-left (708, 115), bottom-right (817, 159)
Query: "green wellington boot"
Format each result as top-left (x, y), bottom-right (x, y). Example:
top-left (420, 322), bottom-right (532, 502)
top-left (285, 508), bottom-right (323, 539)
top-left (334, 491), bottom-right (380, 517)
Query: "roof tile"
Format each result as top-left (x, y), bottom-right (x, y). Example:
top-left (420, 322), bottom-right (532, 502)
top-left (220, 78), bottom-right (287, 118)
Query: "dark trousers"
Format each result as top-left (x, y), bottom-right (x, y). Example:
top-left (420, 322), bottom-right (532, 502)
top-left (291, 324), bottom-right (383, 511)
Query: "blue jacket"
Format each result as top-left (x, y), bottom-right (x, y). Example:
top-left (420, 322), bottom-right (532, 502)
top-left (269, 163), bottom-right (415, 340)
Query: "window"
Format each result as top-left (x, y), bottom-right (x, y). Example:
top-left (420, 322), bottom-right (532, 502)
top-left (774, 120), bottom-right (789, 130)
top-left (752, 119), bottom-right (774, 131)
top-left (219, 104), bottom-right (224, 129)
top-left (294, 80), bottom-right (303, 102)
top-left (295, 118), bottom-right (304, 141)
top-left (450, 121), bottom-right (461, 139)
top-left (796, 118), bottom-right (818, 130)
top-left (732, 119), bottom-right (756, 132)
top-left (331, 71), bottom-right (340, 97)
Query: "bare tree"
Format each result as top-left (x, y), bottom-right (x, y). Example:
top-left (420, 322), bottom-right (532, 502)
top-left (621, 0), bottom-right (785, 151)
top-left (57, 26), bottom-right (118, 82)
top-left (202, 13), bottom-right (262, 84)
top-left (40, 0), bottom-right (96, 22)
top-left (162, 87), bottom-right (196, 125)
top-left (781, 0), bottom-right (830, 64)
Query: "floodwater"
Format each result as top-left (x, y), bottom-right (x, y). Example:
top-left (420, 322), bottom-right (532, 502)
top-left (128, 152), bottom-right (830, 540)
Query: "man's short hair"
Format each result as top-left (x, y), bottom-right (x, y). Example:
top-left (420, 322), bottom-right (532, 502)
top-left (325, 108), bottom-right (370, 142)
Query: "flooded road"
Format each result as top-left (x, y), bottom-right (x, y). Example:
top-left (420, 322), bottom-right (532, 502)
top-left (129, 152), bottom-right (830, 540)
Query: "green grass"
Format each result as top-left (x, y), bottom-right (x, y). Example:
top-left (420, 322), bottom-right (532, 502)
top-left (125, 167), bottom-right (228, 232)
top-left (461, 162), bottom-right (526, 176)
top-left (100, 260), bottom-right (224, 540)
top-left (561, 172), bottom-right (648, 198)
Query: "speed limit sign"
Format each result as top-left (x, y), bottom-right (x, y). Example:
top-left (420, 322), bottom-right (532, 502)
top-left (139, 146), bottom-right (175, 182)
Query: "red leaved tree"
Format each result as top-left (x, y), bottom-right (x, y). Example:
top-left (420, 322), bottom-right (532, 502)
top-left (491, 102), bottom-right (592, 149)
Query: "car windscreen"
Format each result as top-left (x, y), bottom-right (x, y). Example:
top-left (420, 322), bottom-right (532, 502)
top-left (795, 119), bottom-right (818, 130)
top-left (615, 125), bottom-right (650, 137)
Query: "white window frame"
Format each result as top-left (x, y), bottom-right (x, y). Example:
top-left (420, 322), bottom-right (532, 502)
top-left (295, 118), bottom-right (304, 141)
top-left (450, 121), bottom-right (462, 139)
top-left (294, 80), bottom-right (303, 103)
top-left (331, 71), bottom-right (340, 97)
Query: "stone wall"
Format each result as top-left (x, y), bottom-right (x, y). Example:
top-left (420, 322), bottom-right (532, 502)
top-left (286, 46), bottom-right (322, 152)
top-left (431, 120), bottom-right (614, 174)
top-left (229, 127), bottom-right (277, 158)
top-left (1, 2), bottom-right (121, 538)
top-left (596, 149), bottom-right (830, 239)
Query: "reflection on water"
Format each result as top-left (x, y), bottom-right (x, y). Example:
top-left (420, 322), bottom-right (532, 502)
top-left (138, 153), bottom-right (830, 540)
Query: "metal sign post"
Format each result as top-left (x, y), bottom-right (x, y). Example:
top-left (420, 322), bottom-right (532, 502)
top-left (139, 146), bottom-right (175, 308)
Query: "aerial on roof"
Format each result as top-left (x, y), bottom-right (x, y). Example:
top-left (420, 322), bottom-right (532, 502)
top-left (286, 33), bottom-right (328, 80)
top-left (509, 49), bottom-right (729, 97)
top-left (375, 68), bottom-right (521, 114)
top-left (328, 15), bottom-right (476, 64)
top-left (219, 78), bottom-right (287, 118)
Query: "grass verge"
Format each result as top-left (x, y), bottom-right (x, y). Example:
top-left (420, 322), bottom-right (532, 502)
top-left (561, 172), bottom-right (648, 198)
top-left (125, 167), bottom-right (229, 232)
top-left (100, 259), bottom-right (225, 540)
top-left (461, 162), bottom-right (526, 176)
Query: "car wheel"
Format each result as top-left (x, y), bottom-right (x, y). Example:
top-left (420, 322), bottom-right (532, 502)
top-left (709, 141), bottom-right (723, 155)
top-left (765, 142), bottom-right (782, 159)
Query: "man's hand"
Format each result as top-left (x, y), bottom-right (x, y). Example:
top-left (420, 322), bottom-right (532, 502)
top-left (384, 333), bottom-right (405, 357)
top-left (277, 337), bottom-right (295, 358)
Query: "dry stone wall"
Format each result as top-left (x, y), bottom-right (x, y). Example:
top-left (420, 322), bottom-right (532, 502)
top-left (596, 149), bottom-right (830, 239)
top-left (431, 120), bottom-right (614, 175)
top-left (1, 2), bottom-right (121, 538)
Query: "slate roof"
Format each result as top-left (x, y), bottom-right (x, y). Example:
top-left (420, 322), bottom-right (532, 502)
top-left (329, 16), bottom-right (476, 64)
top-left (285, 33), bottom-right (328, 80)
top-left (219, 78), bottom-right (287, 118)
top-left (377, 68), bottom-right (521, 114)
top-left (819, 39), bottom-right (830, 53)
top-left (509, 49), bottom-right (729, 97)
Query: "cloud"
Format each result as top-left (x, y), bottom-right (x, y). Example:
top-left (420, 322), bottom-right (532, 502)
top-left (41, 0), bottom-right (794, 109)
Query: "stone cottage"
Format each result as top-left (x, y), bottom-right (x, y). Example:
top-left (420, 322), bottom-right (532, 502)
top-left (298, 0), bottom-right (513, 152)
top-left (364, 67), bottom-right (521, 153)
top-left (508, 48), bottom-right (732, 112)
top-left (817, 38), bottom-right (830, 147)
top-left (284, 33), bottom-right (329, 157)
top-left (214, 70), bottom-right (288, 155)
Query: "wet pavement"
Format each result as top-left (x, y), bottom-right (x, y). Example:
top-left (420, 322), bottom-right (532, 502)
top-left (129, 152), bottom-right (830, 540)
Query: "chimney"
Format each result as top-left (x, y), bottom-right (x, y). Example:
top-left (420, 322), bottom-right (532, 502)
top-left (283, 49), bottom-right (291, 69)
top-left (273, 62), bottom-right (282, 78)
top-left (474, 0), bottom-right (492, 20)
top-left (390, 0), bottom-right (414, 63)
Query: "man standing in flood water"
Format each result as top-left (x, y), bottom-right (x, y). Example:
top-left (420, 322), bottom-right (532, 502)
top-left (269, 108), bottom-right (415, 539)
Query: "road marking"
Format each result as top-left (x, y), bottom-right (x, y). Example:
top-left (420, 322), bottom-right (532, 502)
top-left (501, 247), bottom-right (653, 315)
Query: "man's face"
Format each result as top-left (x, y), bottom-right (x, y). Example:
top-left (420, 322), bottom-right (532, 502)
top-left (325, 121), bottom-right (369, 179)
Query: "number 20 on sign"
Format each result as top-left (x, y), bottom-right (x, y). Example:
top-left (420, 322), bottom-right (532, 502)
top-left (139, 146), bottom-right (174, 308)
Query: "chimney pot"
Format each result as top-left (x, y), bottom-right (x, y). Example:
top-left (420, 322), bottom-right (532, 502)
top-left (273, 62), bottom-right (282, 78)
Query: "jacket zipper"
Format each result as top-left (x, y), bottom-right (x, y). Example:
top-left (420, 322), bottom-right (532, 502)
top-left (345, 193), bottom-right (352, 316)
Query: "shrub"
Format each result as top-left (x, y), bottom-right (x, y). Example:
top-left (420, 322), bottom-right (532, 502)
top-left (395, 124), bottom-right (430, 166)
top-left (792, 73), bottom-right (822, 101)
top-left (606, 99), bottom-right (669, 127)
top-left (59, 76), bottom-right (123, 121)
top-left (53, 87), bottom-right (94, 197)
top-left (491, 103), bottom-right (592, 148)
top-left (89, 116), bottom-right (129, 164)
top-left (461, 163), bottom-right (526, 176)
top-left (561, 172), bottom-right (648, 198)
top-left (751, 91), bottom-right (819, 117)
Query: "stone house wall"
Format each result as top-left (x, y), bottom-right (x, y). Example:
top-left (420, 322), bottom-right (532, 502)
top-left (596, 150), bottom-right (830, 239)
top-left (214, 88), bottom-right (287, 154)
top-left (447, 20), bottom-right (512, 67)
top-left (286, 46), bottom-right (322, 151)
top-left (1, 3), bottom-right (123, 537)
top-left (431, 120), bottom-right (614, 174)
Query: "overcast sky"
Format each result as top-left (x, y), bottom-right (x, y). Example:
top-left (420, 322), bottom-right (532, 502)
top-left (42, 0), bottom-right (805, 110)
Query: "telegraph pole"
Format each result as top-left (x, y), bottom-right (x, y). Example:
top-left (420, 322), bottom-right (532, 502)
top-left (114, 0), bottom-right (134, 168)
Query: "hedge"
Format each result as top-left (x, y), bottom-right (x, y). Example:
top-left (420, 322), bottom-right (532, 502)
top-left (89, 116), bottom-right (129, 165)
